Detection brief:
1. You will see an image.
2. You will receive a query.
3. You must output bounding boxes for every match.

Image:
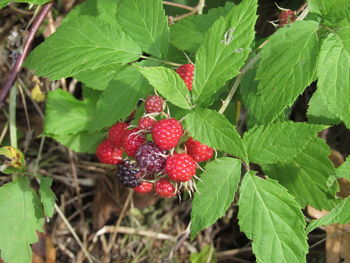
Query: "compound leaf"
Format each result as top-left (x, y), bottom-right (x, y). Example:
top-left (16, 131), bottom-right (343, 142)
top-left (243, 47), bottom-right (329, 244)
top-left (250, 21), bottom-right (320, 124)
top-left (335, 156), bottom-right (350, 180)
top-left (185, 108), bottom-right (247, 162)
top-left (262, 138), bottom-right (338, 210)
top-left (25, 16), bottom-right (141, 80)
top-left (117, 0), bottom-right (169, 58)
top-left (191, 158), bottom-right (241, 238)
top-left (238, 172), bottom-right (308, 263)
top-left (39, 177), bottom-right (56, 218)
top-left (192, 0), bottom-right (258, 105)
top-left (0, 177), bottom-right (44, 263)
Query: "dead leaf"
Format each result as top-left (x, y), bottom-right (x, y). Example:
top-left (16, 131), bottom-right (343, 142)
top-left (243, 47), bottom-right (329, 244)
top-left (32, 232), bottom-right (56, 263)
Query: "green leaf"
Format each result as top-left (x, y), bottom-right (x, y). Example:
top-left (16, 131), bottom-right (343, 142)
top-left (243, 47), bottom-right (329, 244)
top-left (0, 0), bottom-right (48, 9)
top-left (43, 89), bottom-right (96, 135)
top-left (24, 16), bottom-right (141, 80)
top-left (262, 138), bottom-right (338, 210)
top-left (190, 245), bottom-right (217, 263)
top-left (0, 177), bottom-right (44, 263)
top-left (185, 108), bottom-right (247, 162)
top-left (117, 0), bottom-right (169, 58)
top-left (308, 27), bottom-right (350, 128)
top-left (306, 197), bottom-right (350, 233)
top-left (191, 158), bottom-right (241, 238)
top-left (193, 0), bottom-right (258, 105)
top-left (170, 2), bottom-right (235, 52)
top-left (335, 156), bottom-right (350, 180)
top-left (52, 131), bottom-right (105, 154)
top-left (307, 0), bottom-right (350, 23)
top-left (74, 64), bottom-right (126, 90)
top-left (238, 172), bottom-right (308, 263)
top-left (92, 66), bottom-right (152, 130)
top-left (137, 66), bottom-right (192, 109)
top-left (244, 122), bottom-right (326, 164)
top-left (39, 177), bottom-right (55, 217)
top-left (250, 21), bottom-right (320, 124)
top-left (62, 0), bottom-right (118, 25)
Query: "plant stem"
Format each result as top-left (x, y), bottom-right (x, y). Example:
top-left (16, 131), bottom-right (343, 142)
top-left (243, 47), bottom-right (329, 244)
top-left (172, 0), bottom-right (205, 22)
top-left (197, 0), bottom-right (205, 15)
top-left (9, 85), bottom-right (17, 149)
top-left (0, 2), bottom-right (53, 107)
top-left (140, 55), bottom-right (182, 67)
top-left (163, 1), bottom-right (194, 11)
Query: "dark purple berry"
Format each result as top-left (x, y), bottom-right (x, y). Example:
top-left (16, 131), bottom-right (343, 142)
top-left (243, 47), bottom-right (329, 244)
top-left (117, 160), bottom-right (142, 188)
top-left (136, 142), bottom-right (167, 174)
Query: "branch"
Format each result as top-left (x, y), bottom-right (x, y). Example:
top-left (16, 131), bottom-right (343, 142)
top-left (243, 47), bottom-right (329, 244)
top-left (0, 2), bottom-right (53, 107)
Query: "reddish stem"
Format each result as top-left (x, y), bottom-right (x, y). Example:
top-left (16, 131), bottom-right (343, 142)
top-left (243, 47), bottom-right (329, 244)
top-left (0, 2), bottom-right (54, 107)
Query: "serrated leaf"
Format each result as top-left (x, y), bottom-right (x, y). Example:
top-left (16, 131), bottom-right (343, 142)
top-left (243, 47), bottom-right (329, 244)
top-left (308, 0), bottom-right (350, 24)
top-left (308, 27), bottom-right (350, 128)
top-left (39, 177), bottom-right (55, 217)
top-left (24, 16), bottom-right (141, 80)
top-left (91, 66), bottom-right (152, 130)
top-left (238, 172), bottom-right (308, 263)
top-left (137, 66), bottom-right (192, 109)
top-left (335, 156), bottom-right (350, 180)
top-left (170, 2), bottom-right (235, 52)
top-left (117, 0), bottom-right (169, 58)
top-left (0, 177), bottom-right (44, 263)
top-left (193, 0), bottom-right (258, 105)
top-left (43, 89), bottom-right (96, 135)
top-left (52, 131), bottom-right (105, 154)
top-left (0, 0), bottom-right (48, 8)
top-left (191, 158), bottom-right (241, 238)
top-left (74, 64), bottom-right (126, 90)
top-left (244, 122), bottom-right (326, 164)
top-left (250, 21), bottom-right (320, 124)
top-left (62, 0), bottom-right (118, 25)
top-left (190, 245), bottom-right (217, 263)
top-left (262, 138), bottom-right (338, 210)
top-left (306, 197), bottom-right (350, 233)
top-left (185, 108), bottom-right (247, 162)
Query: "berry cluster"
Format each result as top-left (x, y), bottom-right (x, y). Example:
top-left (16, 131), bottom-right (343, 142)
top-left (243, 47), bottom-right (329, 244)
top-left (95, 64), bottom-right (213, 198)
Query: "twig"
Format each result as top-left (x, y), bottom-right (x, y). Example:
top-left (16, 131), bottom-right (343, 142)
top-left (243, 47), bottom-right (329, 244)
top-left (163, 1), bottom-right (194, 11)
top-left (0, 2), bottom-right (53, 107)
top-left (9, 85), bottom-right (17, 148)
top-left (54, 203), bottom-right (95, 263)
top-left (172, 0), bottom-right (205, 22)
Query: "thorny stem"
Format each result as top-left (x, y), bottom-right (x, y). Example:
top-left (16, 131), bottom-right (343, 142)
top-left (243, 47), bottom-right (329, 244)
top-left (218, 3), bottom-right (310, 115)
top-left (0, 2), bottom-right (53, 107)
top-left (140, 55), bottom-right (182, 67)
top-left (163, 1), bottom-right (194, 11)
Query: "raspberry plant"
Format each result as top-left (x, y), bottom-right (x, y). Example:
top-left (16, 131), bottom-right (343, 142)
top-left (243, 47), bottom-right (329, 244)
top-left (1, 0), bottom-right (350, 262)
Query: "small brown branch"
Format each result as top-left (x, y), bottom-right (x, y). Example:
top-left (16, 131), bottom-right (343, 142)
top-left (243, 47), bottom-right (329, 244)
top-left (0, 2), bottom-right (53, 107)
top-left (163, 1), bottom-right (194, 11)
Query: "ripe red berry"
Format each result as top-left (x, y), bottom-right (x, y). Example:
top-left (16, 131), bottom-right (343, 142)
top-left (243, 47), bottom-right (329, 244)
top-left (152, 119), bottom-right (183, 150)
top-left (279, 10), bottom-right (296, 27)
top-left (96, 140), bottom-right (123, 165)
top-left (185, 137), bottom-right (214, 162)
top-left (108, 122), bottom-right (128, 147)
top-left (138, 117), bottom-right (156, 132)
top-left (134, 181), bottom-right (153, 193)
top-left (176, 64), bottom-right (194, 91)
top-left (155, 178), bottom-right (176, 198)
top-left (165, 153), bottom-right (196, 182)
top-left (121, 128), bottom-right (146, 157)
top-left (145, 95), bottom-right (164, 113)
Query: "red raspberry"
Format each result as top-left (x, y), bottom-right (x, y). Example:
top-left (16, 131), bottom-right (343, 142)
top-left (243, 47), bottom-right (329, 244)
top-left (96, 140), bottom-right (123, 165)
top-left (108, 122), bottom-right (128, 147)
top-left (279, 10), bottom-right (296, 27)
top-left (165, 153), bottom-right (196, 182)
top-left (185, 137), bottom-right (214, 162)
top-left (134, 181), bottom-right (153, 193)
top-left (145, 95), bottom-right (164, 113)
top-left (138, 117), bottom-right (156, 132)
top-left (121, 128), bottom-right (146, 157)
top-left (151, 119), bottom-right (183, 150)
top-left (176, 64), bottom-right (194, 91)
top-left (155, 178), bottom-right (176, 198)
